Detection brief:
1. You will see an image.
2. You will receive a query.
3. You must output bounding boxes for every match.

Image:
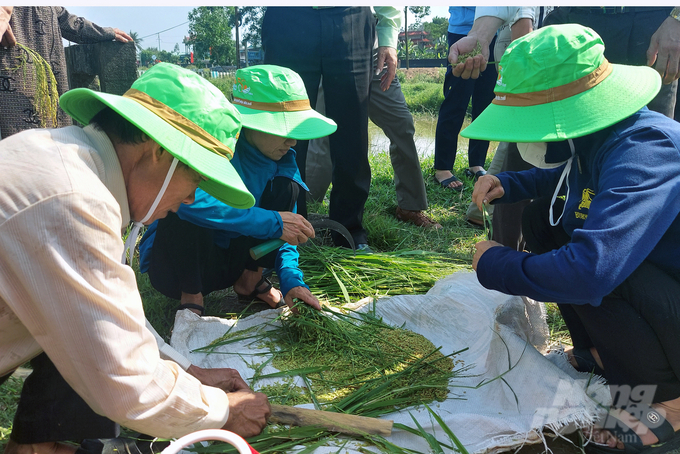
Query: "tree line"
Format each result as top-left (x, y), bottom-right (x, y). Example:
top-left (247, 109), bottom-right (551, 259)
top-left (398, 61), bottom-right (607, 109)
top-left (135, 7), bottom-right (449, 68)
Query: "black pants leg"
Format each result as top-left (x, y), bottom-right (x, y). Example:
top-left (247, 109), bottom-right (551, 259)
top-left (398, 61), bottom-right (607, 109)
top-left (522, 198), bottom-right (680, 404)
top-left (148, 178), bottom-right (299, 299)
top-left (262, 7), bottom-right (374, 246)
top-left (10, 353), bottom-right (118, 443)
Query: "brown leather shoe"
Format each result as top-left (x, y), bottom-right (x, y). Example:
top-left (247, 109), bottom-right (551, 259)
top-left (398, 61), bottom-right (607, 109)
top-left (395, 207), bottom-right (442, 230)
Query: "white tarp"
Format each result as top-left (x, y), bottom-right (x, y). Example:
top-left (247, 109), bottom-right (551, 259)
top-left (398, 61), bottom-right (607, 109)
top-left (170, 271), bottom-right (610, 454)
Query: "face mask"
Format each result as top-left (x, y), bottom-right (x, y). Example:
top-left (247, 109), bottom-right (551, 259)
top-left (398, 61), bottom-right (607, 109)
top-left (517, 142), bottom-right (569, 169)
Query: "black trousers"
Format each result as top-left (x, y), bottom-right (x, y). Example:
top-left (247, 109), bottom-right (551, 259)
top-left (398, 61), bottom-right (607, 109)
top-left (10, 353), bottom-right (118, 443)
top-left (148, 177), bottom-right (298, 300)
top-left (262, 7), bottom-right (374, 246)
top-left (522, 198), bottom-right (680, 403)
top-left (434, 32), bottom-right (497, 171)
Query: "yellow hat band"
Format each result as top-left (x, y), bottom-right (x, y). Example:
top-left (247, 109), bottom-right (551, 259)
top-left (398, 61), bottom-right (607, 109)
top-left (123, 89), bottom-right (234, 159)
top-left (492, 59), bottom-right (612, 107)
top-left (232, 96), bottom-right (311, 112)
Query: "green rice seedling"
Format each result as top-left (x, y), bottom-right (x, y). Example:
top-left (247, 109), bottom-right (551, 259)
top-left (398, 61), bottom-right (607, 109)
top-left (298, 244), bottom-right (469, 303)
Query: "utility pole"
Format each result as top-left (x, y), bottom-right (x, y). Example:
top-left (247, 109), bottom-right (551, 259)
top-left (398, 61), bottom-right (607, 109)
top-left (404, 6), bottom-right (409, 69)
top-left (235, 6), bottom-right (240, 69)
top-left (157, 33), bottom-right (161, 56)
top-left (244, 39), bottom-right (249, 67)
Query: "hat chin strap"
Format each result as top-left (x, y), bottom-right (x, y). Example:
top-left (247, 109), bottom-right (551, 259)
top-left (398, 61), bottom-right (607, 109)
top-left (549, 139), bottom-right (575, 227)
top-left (122, 157), bottom-right (179, 266)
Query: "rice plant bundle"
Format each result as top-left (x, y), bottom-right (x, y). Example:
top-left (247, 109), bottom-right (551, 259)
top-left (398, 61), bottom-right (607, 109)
top-left (5, 43), bottom-right (59, 128)
top-left (298, 244), bottom-right (468, 303)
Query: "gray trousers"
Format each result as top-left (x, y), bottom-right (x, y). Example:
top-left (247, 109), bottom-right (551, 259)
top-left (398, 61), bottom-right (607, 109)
top-left (307, 75), bottom-right (429, 211)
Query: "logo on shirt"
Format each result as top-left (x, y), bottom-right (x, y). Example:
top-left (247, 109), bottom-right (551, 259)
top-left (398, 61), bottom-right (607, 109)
top-left (578, 188), bottom-right (595, 211)
top-left (575, 188), bottom-right (595, 220)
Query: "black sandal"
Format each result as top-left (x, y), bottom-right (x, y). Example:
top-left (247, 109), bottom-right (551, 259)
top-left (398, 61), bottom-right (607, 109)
top-left (464, 168), bottom-right (487, 181)
top-left (585, 405), bottom-right (680, 454)
top-left (176, 303), bottom-right (205, 316)
top-left (435, 174), bottom-right (464, 192)
top-left (237, 275), bottom-right (284, 308)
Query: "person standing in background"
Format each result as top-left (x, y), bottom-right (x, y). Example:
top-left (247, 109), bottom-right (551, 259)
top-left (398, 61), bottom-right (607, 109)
top-left (0, 6), bottom-right (132, 139)
top-left (306, 44), bottom-right (442, 230)
top-left (261, 6), bottom-right (402, 252)
top-left (433, 6), bottom-right (497, 192)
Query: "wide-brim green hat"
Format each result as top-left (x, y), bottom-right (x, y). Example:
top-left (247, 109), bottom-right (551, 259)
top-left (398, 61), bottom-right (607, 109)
top-left (59, 63), bottom-right (255, 209)
top-left (232, 64), bottom-right (337, 140)
top-left (461, 24), bottom-right (661, 143)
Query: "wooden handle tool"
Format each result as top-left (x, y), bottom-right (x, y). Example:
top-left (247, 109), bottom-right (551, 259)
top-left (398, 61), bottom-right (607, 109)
top-left (269, 404), bottom-right (393, 436)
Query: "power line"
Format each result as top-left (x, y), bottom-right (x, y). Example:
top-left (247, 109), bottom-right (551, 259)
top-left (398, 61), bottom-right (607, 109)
top-left (139, 21), bottom-right (190, 40)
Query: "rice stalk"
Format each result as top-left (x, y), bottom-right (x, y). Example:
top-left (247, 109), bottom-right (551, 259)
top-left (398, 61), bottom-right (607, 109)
top-left (4, 43), bottom-right (59, 128)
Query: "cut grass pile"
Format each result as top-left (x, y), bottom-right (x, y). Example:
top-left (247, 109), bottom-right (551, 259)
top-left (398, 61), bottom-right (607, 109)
top-left (195, 302), bottom-right (470, 452)
top-left (298, 244), bottom-right (470, 304)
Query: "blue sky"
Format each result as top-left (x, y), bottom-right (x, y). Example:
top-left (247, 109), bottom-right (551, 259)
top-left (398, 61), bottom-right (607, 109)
top-left (63, 6), bottom-right (451, 53)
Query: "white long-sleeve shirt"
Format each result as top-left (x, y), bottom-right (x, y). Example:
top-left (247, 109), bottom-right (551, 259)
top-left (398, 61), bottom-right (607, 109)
top-left (0, 125), bottom-right (229, 437)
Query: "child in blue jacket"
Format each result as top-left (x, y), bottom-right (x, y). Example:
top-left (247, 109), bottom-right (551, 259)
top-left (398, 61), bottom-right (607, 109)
top-left (139, 65), bottom-right (337, 315)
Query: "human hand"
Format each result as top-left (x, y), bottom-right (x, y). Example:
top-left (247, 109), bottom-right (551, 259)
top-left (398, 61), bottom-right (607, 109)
top-left (449, 35), bottom-right (489, 79)
top-left (1, 7), bottom-right (16, 48)
top-left (471, 175), bottom-right (504, 211)
top-left (187, 364), bottom-right (251, 393)
top-left (647, 16), bottom-right (680, 84)
top-left (278, 211), bottom-right (314, 245)
top-left (221, 390), bottom-right (271, 438)
top-left (284, 286), bottom-right (321, 311)
top-left (113, 28), bottom-right (133, 43)
top-left (376, 46), bottom-right (398, 91)
top-left (472, 240), bottom-right (503, 270)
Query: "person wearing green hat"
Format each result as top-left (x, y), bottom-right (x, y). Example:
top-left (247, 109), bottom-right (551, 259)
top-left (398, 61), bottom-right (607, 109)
top-left (466, 25), bottom-right (680, 453)
top-left (138, 64), bottom-right (337, 316)
top-left (0, 63), bottom-right (271, 454)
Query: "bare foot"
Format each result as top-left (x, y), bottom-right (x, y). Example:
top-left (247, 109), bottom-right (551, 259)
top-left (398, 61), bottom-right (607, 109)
top-left (233, 268), bottom-right (282, 308)
top-left (5, 441), bottom-right (77, 454)
top-left (435, 170), bottom-right (463, 190)
top-left (586, 397), bottom-right (680, 449)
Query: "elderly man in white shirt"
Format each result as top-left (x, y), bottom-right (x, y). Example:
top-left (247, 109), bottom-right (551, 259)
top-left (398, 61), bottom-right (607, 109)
top-left (0, 63), bottom-right (271, 454)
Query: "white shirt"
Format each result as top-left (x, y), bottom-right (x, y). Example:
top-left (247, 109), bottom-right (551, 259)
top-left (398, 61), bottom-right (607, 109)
top-left (474, 6), bottom-right (537, 27)
top-left (0, 125), bottom-right (229, 437)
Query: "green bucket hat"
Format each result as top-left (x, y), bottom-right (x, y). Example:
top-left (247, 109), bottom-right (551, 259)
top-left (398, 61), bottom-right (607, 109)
top-left (59, 63), bottom-right (255, 209)
top-left (232, 64), bottom-right (337, 140)
top-left (461, 24), bottom-right (661, 143)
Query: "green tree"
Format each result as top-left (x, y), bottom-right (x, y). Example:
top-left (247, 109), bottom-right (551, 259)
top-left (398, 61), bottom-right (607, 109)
top-left (140, 47), bottom-right (157, 67)
top-left (423, 16), bottom-right (447, 44)
top-left (233, 6), bottom-right (266, 48)
top-left (188, 7), bottom-right (236, 66)
top-left (407, 6), bottom-right (431, 29)
top-left (129, 31), bottom-right (143, 54)
top-left (158, 49), bottom-right (180, 64)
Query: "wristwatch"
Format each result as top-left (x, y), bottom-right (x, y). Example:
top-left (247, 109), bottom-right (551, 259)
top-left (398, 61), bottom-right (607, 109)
top-left (670, 7), bottom-right (680, 22)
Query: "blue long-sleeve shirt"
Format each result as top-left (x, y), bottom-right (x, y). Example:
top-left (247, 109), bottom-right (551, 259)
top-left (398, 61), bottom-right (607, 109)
top-left (140, 136), bottom-right (310, 298)
top-left (476, 108), bottom-right (680, 306)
